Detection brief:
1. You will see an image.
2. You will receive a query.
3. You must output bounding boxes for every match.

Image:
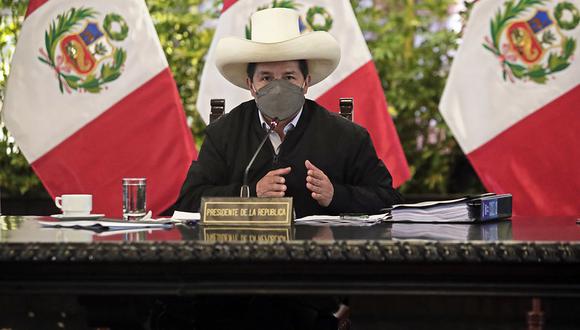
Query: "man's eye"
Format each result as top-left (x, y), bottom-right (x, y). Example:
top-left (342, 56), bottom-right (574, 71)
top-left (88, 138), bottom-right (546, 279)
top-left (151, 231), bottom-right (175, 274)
top-left (262, 76), bottom-right (272, 81)
top-left (285, 75), bottom-right (295, 80)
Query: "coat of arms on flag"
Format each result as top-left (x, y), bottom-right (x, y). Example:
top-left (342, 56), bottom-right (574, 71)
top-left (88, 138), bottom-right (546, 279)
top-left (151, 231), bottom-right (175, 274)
top-left (244, 0), bottom-right (334, 37)
top-left (483, 0), bottom-right (579, 84)
top-left (2, 0), bottom-right (196, 217)
top-left (37, 8), bottom-right (128, 94)
top-left (439, 0), bottom-right (580, 216)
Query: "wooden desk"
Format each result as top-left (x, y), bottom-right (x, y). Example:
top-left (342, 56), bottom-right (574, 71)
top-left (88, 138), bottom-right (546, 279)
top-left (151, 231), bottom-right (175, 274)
top-left (1, 216), bottom-right (580, 328)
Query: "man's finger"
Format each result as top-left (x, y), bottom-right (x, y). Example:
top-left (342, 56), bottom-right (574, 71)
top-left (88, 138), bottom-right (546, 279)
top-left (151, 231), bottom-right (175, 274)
top-left (267, 176), bottom-right (285, 185)
top-left (311, 192), bottom-right (322, 200)
top-left (305, 160), bottom-right (326, 179)
top-left (306, 175), bottom-right (323, 187)
top-left (307, 169), bottom-right (326, 180)
top-left (305, 160), bottom-right (334, 207)
top-left (306, 182), bottom-right (322, 194)
top-left (305, 160), bottom-right (320, 171)
top-left (264, 191), bottom-right (286, 197)
top-left (266, 183), bottom-right (286, 192)
top-left (306, 182), bottom-right (324, 194)
top-left (268, 167), bottom-right (291, 176)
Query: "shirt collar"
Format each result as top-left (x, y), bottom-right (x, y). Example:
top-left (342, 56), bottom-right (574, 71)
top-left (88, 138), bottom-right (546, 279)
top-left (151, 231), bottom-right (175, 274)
top-left (258, 107), bottom-right (303, 134)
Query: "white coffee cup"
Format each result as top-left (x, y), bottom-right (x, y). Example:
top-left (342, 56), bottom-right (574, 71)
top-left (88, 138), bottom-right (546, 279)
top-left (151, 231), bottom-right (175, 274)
top-left (55, 194), bottom-right (93, 216)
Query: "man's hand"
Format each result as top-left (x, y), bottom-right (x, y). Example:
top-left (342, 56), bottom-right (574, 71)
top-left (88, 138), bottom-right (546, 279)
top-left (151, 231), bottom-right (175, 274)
top-left (256, 167), bottom-right (291, 197)
top-left (305, 160), bottom-right (334, 207)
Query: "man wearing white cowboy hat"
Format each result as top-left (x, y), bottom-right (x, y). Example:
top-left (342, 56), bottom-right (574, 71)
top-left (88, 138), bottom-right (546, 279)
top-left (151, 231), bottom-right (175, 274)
top-left (176, 7), bottom-right (401, 218)
top-left (173, 7), bottom-right (400, 329)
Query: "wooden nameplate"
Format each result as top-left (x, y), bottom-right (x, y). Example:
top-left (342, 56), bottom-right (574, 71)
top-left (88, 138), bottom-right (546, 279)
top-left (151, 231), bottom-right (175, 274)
top-left (200, 197), bottom-right (293, 226)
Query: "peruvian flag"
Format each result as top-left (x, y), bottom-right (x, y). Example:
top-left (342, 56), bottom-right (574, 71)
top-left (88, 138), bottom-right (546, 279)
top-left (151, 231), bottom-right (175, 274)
top-left (1, 0), bottom-right (196, 216)
top-left (198, 0), bottom-right (410, 187)
top-left (440, 0), bottom-right (580, 216)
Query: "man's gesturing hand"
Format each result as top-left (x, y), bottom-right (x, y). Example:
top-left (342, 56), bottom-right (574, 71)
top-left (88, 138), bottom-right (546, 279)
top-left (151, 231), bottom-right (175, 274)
top-left (305, 160), bottom-right (334, 207)
top-left (256, 167), bottom-right (291, 197)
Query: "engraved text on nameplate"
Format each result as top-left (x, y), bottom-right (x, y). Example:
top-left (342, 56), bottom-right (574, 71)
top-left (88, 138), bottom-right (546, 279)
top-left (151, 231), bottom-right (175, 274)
top-left (201, 197), bottom-right (293, 226)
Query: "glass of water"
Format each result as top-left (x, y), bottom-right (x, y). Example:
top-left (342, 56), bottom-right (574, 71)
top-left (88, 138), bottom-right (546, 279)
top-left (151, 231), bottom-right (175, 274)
top-left (122, 178), bottom-right (147, 220)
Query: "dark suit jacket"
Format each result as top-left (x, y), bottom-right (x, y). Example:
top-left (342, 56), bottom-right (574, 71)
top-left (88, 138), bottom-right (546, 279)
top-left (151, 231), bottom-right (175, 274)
top-left (175, 99), bottom-right (401, 218)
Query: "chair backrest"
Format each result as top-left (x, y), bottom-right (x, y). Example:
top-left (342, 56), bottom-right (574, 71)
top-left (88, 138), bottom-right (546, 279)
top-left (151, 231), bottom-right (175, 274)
top-left (208, 97), bottom-right (354, 122)
top-left (339, 98), bottom-right (353, 121)
top-left (209, 99), bottom-right (225, 123)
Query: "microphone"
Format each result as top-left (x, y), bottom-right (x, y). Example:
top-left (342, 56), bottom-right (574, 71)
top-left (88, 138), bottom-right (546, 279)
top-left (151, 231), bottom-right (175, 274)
top-left (240, 118), bottom-right (279, 198)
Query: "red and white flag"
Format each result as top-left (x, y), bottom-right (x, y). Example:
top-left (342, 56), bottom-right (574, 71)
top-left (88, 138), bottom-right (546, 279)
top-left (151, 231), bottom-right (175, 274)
top-left (440, 0), bottom-right (580, 216)
top-left (198, 0), bottom-right (410, 187)
top-left (2, 0), bottom-right (196, 216)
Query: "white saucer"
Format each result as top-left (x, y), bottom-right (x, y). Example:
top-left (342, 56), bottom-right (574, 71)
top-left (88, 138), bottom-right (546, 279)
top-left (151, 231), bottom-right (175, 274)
top-left (50, 214), bottom-right (105, 220)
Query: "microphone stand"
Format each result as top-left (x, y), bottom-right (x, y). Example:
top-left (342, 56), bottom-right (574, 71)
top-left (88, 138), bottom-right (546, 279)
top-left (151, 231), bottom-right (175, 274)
top-left (240, 119), bottom-right (279, 198)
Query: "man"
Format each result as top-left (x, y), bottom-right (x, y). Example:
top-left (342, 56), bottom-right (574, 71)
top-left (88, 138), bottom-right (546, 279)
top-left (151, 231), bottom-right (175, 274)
top-left (176, 8), bottom-right (402, 217)
top-left (173, 8), bottom-right (403, 330)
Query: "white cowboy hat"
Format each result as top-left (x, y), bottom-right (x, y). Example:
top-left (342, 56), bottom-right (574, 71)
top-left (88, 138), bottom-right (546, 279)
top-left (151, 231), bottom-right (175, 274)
top-left (215, 7), bottom-right (341, 90)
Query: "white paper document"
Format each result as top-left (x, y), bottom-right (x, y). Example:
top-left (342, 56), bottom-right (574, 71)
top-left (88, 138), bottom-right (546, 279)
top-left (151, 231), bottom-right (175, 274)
top-left (171, 211), bottom-right (201, 221)
top-left (294, 213), bottom-right (390, 226)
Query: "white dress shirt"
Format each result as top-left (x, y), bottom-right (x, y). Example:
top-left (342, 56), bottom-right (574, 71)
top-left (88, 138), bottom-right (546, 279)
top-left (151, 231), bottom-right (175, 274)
top-left (258, 108), bottom-right (303, 155)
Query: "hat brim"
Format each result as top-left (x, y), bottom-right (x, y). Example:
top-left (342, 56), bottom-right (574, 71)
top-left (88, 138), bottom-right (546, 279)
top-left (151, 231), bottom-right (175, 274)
top-left (215, 31), bottom-right (341, 90)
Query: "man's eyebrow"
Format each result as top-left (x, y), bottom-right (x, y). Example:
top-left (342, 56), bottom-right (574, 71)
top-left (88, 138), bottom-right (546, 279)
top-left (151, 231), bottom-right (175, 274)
top-left (255, 70), bottom-right (272, 76)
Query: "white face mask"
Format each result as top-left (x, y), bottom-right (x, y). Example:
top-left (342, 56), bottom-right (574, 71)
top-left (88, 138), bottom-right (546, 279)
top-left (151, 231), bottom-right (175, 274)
top-left (254, 79), bottom-right (305, 120)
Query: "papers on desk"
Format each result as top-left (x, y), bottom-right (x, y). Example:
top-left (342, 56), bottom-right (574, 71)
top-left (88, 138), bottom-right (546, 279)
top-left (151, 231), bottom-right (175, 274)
top-left (390, 202), bottom-right (472, 223)
top-left (171, 211), bottom-right (200, 222)
top-left (294, 213), bottom-right (389, 226)
top-left (39, 211), bottom-right (200, 233)
top-left (39, 218), bottom-right (173, 232)
top-left (389, 194), bottom-right (512, 223)
top-left (295, 194), bottom-right (511, 225)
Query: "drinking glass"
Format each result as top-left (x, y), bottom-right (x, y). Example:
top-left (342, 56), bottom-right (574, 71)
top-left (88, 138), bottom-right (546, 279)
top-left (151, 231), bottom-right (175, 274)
top-left (122, 178), bottom-right (147, 220)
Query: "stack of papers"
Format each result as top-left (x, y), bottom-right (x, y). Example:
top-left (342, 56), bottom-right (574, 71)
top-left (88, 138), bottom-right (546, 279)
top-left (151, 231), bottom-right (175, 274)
top-left (391, 198), bottom-right (472, 223)
top-left (294, 213), bottom-right (390, 226)
top-left (389, 193), bottom-right (511, 223)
